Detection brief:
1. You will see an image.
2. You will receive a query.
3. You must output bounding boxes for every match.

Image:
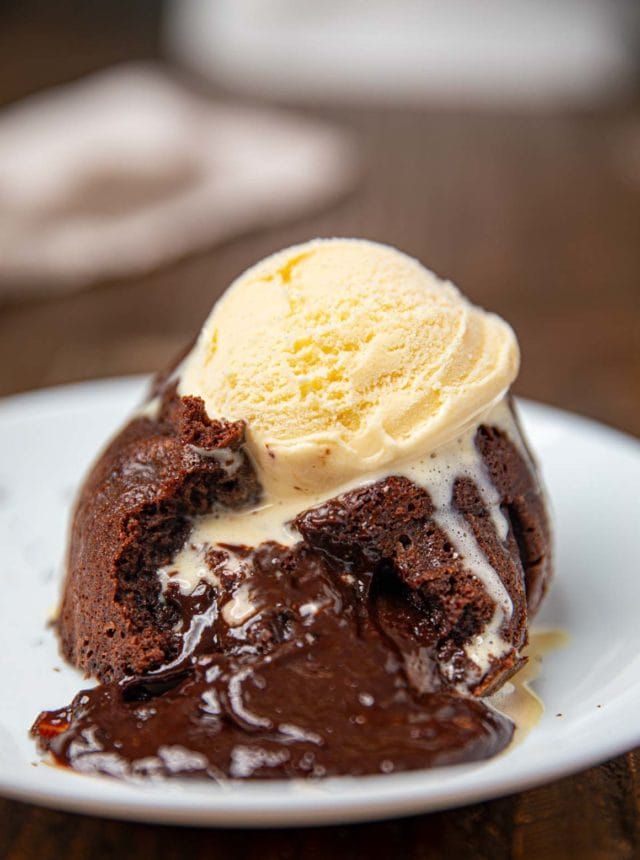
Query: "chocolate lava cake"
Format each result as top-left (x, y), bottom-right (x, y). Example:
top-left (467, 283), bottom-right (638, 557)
top-left (33, 376), bottom-right (552, 780)
top-left (33, 239), bottom-right (553, 780)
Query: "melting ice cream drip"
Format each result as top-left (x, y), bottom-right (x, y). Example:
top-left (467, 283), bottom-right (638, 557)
top-left (399, 419), bottom-right (514, 682)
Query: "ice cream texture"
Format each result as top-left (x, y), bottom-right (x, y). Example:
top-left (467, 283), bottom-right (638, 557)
top-left (180, 238), bottom-right (520, 495)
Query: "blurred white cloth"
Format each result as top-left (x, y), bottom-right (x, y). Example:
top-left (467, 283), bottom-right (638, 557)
top-left (0, 64), bottom-right (356, 296)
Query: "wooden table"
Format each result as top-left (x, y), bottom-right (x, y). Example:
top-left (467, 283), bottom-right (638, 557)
top-left (1, 4), bottom-right (639, 857)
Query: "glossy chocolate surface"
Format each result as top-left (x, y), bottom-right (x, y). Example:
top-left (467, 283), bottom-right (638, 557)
top-left (34, 542), bottom-right (512, 779)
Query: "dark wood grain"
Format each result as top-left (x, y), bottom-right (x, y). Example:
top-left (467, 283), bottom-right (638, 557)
top-left (1, 3), bottom-right (639, 858)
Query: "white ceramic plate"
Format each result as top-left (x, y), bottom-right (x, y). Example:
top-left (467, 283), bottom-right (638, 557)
top-left (0, 377), bottom-right (639, 827)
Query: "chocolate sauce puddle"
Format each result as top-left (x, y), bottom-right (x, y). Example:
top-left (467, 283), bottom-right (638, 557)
top-left (33, 543), bottom-right (513, 780)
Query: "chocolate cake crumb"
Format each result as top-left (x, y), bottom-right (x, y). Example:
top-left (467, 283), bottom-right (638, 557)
top-left (59, 391), bottom-right (259, 682)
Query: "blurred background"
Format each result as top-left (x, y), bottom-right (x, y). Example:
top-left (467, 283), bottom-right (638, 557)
top-left (0, 0), bottom-right (638, 434)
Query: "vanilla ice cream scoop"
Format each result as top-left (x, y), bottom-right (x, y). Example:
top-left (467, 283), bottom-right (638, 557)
top-left (179, 239), bottom-right (519, 495)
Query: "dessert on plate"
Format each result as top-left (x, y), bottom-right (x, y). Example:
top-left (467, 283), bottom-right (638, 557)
top-left (33, 239), bottom-right (552, 779)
